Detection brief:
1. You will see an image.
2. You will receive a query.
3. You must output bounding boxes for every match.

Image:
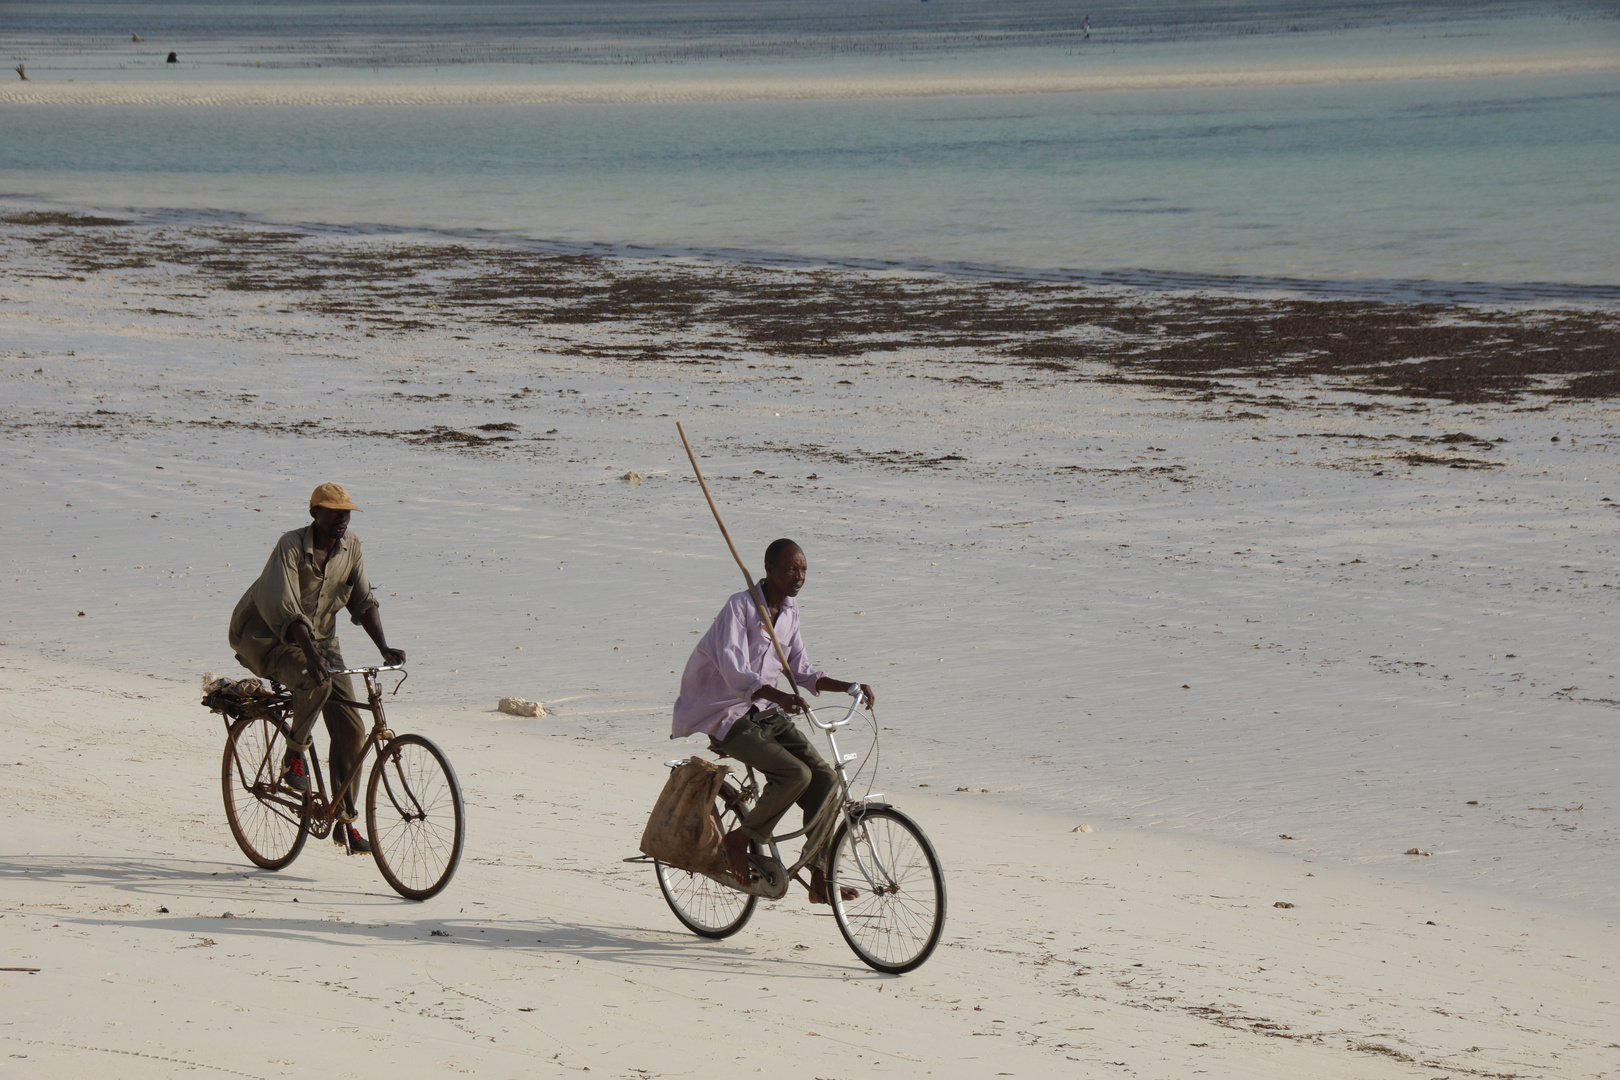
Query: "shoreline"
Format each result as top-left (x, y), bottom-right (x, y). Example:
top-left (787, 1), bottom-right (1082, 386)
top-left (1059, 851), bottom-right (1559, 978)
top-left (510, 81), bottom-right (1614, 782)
top-left (8, 203), bottom-right (1620, 305)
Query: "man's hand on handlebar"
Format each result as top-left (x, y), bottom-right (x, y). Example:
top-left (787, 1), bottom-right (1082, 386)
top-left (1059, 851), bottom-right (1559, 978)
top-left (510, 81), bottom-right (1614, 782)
top-left (381, 646), bottom-right (407, 667)
top-left (815, 676), bottom-right (874, 708)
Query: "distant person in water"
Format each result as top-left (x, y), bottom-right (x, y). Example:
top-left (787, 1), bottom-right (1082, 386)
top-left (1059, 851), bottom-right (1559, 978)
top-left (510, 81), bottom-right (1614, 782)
top-left (671, 539), bottom-right (874, 905)
top-left (166, 51), bottom-right (178, 63)
top-left (1082, 15), bottom-right (1092, 39)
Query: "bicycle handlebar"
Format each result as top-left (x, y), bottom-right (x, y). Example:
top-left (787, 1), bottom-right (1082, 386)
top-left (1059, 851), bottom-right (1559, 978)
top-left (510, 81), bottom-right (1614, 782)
top-left (806, 683), bottom-right (867, 731)
top-left (317, 663), bottom-right (407, 677)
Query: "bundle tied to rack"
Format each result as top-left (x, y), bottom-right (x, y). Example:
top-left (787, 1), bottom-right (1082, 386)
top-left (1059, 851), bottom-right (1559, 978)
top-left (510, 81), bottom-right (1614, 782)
top-left (639, 758), bottom-right (733, 877)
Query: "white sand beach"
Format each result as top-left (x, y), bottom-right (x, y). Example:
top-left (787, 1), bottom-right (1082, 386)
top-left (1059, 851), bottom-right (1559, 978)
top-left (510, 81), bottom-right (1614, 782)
top-left (4, 652), bottom-right (1618, 1079)
top-left (3, 211), bottom-right (1618, 1077)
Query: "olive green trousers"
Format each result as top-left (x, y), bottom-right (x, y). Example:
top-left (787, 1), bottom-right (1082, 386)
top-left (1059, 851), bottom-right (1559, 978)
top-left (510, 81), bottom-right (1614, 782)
top-left (712, 707), bottom-right (837, 871)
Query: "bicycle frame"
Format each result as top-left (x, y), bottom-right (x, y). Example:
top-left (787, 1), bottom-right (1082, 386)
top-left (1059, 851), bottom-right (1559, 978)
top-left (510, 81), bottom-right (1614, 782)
top-left (232, 664), bottom-right (407, 837)
top-left (301, 664), bottom-right (406, 831)
top-left (727, 688), bottom-right (900, 895)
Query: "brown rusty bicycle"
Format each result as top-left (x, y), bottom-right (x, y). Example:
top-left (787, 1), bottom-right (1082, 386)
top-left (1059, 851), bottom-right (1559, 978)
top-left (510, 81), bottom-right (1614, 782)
top-left (203, 664), bottom-right (465, 900)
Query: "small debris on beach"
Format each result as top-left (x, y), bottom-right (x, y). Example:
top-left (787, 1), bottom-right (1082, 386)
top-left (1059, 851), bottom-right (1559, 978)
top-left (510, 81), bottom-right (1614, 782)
top-left (620, 471), bottom-right (642, 483)
top-left (1405, 848), bottom-right (1431, 856)
top-left (1072, 824), bottom-right (1093, 833)
top-left (1274, 901), bottom-right (1295, 909)
top-left (498, 697), bottom-right (545, 718)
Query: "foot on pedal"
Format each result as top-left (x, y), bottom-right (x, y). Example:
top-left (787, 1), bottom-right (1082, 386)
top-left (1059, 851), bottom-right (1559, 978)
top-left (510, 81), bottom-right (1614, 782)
top-left (335, 823), bottom-right (372, 855)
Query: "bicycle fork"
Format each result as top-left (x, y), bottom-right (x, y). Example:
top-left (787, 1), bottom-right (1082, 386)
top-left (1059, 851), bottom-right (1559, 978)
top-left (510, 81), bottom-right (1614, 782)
top-left (841, 810), bottom-right (901, 895)
top-left (822, 724), bottom-right (901, 896)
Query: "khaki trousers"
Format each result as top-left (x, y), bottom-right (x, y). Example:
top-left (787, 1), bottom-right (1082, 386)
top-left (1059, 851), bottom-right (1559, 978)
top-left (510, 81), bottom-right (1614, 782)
top-left (253, 641), bottom-right (366, 821)
top-left (712, 708), bottom-right (837, 872)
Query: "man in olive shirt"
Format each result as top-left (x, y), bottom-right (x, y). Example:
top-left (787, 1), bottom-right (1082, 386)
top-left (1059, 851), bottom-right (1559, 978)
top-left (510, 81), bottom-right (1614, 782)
top-left (228, 483), bottom-right (406, 854)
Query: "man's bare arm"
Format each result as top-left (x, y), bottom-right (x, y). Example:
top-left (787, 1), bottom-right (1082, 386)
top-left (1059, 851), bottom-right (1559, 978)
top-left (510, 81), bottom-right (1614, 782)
top-left (289, 622), bottom-right (330, 685)
top-left (815, 677), bottom-right (876, 707)
top-left (757, 679), bottom-right (874, 714)
top-left (359, 606), bottom-right (406, 667)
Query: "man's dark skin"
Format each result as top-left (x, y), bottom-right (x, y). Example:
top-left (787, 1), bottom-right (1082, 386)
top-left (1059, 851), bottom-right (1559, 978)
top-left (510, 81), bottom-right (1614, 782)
top-left (292, 506), bottom-right (405, 684)
top-left (722, 542), bottom-right (873, 905)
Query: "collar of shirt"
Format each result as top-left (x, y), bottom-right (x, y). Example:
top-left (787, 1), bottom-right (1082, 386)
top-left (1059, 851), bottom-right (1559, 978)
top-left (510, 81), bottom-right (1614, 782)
top-left (298, 525), bottom-right (349, 573)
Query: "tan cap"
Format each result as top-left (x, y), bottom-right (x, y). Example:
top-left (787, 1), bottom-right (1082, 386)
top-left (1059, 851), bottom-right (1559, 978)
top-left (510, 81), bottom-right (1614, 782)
top-left (309, 482), bottom-right (362, 512)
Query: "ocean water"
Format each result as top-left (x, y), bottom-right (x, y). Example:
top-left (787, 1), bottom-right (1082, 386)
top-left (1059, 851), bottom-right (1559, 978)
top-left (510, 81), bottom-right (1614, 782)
top-left (3, 0), bottom-right (1617, 296)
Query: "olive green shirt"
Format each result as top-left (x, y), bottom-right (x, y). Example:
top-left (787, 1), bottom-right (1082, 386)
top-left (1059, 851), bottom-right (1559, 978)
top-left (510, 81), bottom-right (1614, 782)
top-left (228, 525), bottom-right (378, 677)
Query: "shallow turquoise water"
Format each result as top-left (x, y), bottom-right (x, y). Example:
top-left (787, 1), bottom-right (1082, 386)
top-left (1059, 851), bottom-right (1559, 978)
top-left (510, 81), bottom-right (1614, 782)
top-left (3, 1), bottom-right (1616, 294)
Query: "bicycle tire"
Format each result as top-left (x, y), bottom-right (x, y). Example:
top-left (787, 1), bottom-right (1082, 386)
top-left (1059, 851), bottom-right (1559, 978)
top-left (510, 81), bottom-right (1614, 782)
top-left (828, 807), bottom-right (946, 974)
top-left (655, 854), bottom-right (758, 939)
top-left (222, 714), bottom-right (310, 870)
top-left (366, 733), bottom-right (465, 900)
top-left (655, 776), bottom-right (758, 938)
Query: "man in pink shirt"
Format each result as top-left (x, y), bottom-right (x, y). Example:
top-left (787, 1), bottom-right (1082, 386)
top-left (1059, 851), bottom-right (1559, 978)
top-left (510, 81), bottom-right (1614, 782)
top-left (672, 538), bottom-right (874, 904)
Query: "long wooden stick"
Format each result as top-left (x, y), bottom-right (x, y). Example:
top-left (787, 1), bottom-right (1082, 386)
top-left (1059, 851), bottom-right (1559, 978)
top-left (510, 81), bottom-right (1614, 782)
top-left (676, 421), bottom-right (801, 696)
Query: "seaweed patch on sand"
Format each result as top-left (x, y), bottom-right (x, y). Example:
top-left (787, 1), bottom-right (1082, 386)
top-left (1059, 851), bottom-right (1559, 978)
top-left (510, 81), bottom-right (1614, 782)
top-left (4, 215), bottom-right (1616, 410)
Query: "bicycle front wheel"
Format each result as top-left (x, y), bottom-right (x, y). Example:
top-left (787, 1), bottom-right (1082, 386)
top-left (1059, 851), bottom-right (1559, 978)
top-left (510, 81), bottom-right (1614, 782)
top-left (366, 734), bottom-right (465, 900)
top-left (828, 807), bottom-right (946, 974)
top-left (222, 714), bottom-right (310, 870)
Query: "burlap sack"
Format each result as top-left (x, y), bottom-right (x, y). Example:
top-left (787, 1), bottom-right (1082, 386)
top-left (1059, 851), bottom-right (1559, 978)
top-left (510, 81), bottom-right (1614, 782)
top-left (639, 758), bottom-right (732, 876)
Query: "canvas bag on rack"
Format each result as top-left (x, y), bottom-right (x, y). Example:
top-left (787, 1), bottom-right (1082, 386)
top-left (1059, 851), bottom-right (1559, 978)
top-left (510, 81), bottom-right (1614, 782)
top-left (639, 757), bottom-right (732, 877)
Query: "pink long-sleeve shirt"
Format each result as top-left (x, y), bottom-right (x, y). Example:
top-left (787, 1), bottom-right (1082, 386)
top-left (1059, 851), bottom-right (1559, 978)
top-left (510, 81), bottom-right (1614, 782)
top-left (671, 588), bottom-right (829, 741)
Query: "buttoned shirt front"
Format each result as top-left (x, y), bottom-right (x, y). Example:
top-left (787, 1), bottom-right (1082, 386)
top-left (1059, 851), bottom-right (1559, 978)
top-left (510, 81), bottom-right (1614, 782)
top-left (671, 588), bottom-right (828, 741)
top-left (228, 525), bottom-right (378, 677)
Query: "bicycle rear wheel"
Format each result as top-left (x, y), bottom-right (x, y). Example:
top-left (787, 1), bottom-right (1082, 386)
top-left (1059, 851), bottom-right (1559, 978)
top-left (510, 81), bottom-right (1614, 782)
top-left (828, 807), bottom-right (946, 974)
top-left (366, 734), bottom-right (465, 900)
top-left (222, 714), bottom-right (310, 870)
top-left (655, 854), bottom-right (758, 939)
top-left (655, 776), bottom-right (757, 938)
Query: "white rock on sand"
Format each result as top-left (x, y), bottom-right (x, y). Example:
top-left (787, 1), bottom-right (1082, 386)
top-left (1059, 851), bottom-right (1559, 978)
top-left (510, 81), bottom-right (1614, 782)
top-left (498, 695), bottom-right (545, 717)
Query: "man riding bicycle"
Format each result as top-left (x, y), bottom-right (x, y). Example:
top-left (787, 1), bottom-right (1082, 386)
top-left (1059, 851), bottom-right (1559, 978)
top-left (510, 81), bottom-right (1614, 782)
top-left (227, 483), bottom-right (406, 854)
top-left (672, 538), bottom-right (873, 904)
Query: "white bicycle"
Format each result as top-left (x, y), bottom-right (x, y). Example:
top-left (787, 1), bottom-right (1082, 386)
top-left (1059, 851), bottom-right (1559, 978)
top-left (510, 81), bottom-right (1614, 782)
top-left (647, 687), bottom-right (946, 975)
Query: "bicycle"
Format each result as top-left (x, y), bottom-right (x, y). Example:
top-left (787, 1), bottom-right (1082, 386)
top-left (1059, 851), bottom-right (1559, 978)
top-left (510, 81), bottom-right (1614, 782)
top-left (645, 687), bottom-right (946, 974)
top-left (203, 664), bottom-right (465, 900)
